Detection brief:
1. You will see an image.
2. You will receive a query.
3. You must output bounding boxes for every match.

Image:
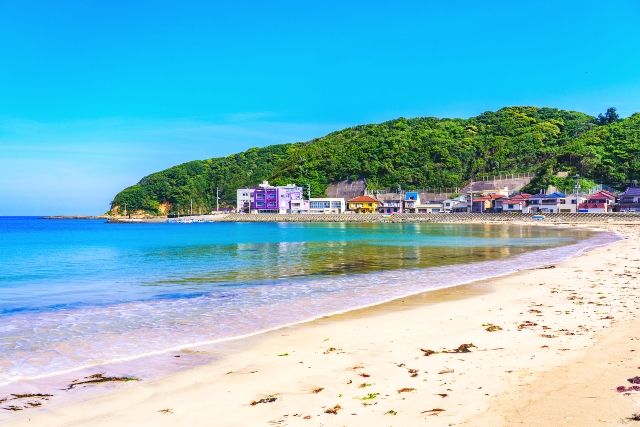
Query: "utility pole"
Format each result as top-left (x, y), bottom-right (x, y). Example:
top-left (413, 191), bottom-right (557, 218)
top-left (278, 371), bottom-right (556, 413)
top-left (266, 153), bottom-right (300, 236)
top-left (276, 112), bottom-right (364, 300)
top-left (190, 199), bottom-right (193, 216)
top-left (574, 174), bottom-right (581, 213)
top-left (123, 203), bottom-right (127, 217)
top-left (307, 184), bottom-right (311, 200)
top-left (469, 177), bottom-right (474, 213)
top-left (216, 187), bottom-right (220, 212)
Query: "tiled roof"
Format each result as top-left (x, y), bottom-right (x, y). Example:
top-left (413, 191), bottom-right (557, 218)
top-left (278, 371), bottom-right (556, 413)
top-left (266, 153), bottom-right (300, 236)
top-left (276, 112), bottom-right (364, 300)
top-left (587, 190), bottom-right (616, 200)
top-left (348, 195), bottom-right (379, 203)
top-left (531, 192), bottom-right (566, 199)
top-left (622, 187), bottom-right (640, 196)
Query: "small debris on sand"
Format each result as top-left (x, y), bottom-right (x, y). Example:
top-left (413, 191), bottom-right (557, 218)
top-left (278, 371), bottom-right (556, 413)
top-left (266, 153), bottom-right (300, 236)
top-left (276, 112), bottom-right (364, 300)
top-left (483, 323), bottom-right (503, 332)
top-left (250, 396), bottom-right (277, 406)
top-left (312, 387), bottom-right (324, 394)
top-left (444, 343), bottom-right (476, 353)
top-left (325, 404), bottom-right (341, 414)
top-left (158, 408), bottom-right (174, 415)
top-left (422, 408), bottom-right (446, 416)
top-left (397, 387), bottom-right (415, 393)
top-left (420, 348), bottom-right (436, 356)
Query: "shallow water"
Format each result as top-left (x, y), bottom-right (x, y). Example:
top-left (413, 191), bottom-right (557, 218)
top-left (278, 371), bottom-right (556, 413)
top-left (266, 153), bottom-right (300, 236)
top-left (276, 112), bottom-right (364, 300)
top-left (0, 217), bottom-right (612, 385)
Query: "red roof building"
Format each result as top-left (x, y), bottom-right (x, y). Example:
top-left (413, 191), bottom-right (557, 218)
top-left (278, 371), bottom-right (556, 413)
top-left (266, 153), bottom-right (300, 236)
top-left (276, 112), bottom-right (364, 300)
top-left (578, 190), bottom-right (616, 212)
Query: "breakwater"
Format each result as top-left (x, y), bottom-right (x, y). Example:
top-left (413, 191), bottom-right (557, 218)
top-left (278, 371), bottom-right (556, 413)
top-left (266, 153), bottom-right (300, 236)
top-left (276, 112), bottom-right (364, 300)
top-left (110, 212), bottom-right (640, 224)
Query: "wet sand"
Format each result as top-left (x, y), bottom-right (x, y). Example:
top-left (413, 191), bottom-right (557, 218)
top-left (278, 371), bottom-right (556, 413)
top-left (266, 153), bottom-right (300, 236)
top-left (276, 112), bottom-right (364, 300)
top-left (3, 223), bottom-right (640, 426)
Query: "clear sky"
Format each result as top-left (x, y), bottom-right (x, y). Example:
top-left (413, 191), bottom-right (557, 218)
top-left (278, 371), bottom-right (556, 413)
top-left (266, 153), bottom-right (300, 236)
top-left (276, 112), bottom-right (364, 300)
top-left (1, 0), bottom-right (639, 215)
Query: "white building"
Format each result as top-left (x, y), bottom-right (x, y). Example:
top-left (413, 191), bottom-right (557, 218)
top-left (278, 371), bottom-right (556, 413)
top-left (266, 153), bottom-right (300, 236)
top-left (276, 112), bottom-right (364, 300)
top-left (236, 188), bottom-right (253, 213)
top-left (442, 196), bottom-right (466, 212)
top-left (309, 198), bottom-right (346, 214)
top-left (415, 201), bottom-right (444, 213)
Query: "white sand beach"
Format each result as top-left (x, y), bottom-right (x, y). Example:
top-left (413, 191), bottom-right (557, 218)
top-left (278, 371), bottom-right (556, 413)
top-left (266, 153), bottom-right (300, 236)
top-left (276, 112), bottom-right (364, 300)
top-left (4, 223), bottom-right (640, 426)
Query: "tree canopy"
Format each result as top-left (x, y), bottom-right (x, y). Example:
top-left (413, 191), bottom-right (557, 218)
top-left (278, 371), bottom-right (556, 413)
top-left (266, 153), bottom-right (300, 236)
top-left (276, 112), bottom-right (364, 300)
top-left (110, 106), bottom-right (640, 214)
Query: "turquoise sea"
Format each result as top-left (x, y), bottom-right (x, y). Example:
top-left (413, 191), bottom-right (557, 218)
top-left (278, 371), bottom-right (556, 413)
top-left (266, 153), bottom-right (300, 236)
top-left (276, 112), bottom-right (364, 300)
top-left (0, 217), bottom-right (616, 385)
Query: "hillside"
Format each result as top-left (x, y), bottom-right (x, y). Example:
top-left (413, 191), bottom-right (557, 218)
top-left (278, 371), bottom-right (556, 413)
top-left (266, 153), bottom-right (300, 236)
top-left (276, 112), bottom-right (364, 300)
top-left (110, 107), bottom-right (640, 215)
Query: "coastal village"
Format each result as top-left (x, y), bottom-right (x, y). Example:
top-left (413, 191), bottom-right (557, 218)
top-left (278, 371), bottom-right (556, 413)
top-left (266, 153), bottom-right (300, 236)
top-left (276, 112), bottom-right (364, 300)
top-left (234, 177), bottom-right (640, 216)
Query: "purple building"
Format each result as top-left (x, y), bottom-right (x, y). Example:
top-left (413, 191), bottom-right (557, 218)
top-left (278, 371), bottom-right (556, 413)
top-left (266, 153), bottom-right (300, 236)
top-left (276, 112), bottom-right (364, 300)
top-left (250, 181), bottom-right (308, 214)
top-left (618, 186), bottom-right (640, 212)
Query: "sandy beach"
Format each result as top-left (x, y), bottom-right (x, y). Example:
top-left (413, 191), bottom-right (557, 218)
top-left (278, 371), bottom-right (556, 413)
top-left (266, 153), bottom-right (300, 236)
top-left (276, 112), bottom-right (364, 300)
top-left (3, 222), bottom-right (640, 426)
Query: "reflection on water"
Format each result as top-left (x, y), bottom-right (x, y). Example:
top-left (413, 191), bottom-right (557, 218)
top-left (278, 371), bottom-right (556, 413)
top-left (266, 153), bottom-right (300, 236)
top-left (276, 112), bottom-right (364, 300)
top-left (0, 219), bottom-right (602, 385)
top-left (145, 223), bottom-right (590, 287)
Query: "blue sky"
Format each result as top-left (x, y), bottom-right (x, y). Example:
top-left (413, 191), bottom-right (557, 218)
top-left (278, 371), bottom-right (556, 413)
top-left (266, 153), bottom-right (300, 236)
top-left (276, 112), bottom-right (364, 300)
top-left (1, 0), bottom-right (639, 215)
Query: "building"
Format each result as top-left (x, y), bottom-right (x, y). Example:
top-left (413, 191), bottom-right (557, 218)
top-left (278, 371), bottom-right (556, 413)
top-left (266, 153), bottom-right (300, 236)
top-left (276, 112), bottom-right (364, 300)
top-left (497, 193), bottom-right (531, 213)
top-left (528, 192), bottom-right (564, 213)
top-left (471, 194), bottom-right (504, 213)
top-left (377, 194), bottom-right (403, 214)
top-left (236, 189), bottom-right (254, 213)
top-left (528, 192), bottom-right (586, 213)
top-left (347, 195), bottom-right (380, 213)
top-left (309, 198), bottom-right (346, 214)
top-left (245, 181), bottom-right (307, 214)
top-left (578, 190), bottom-right (617, 213)
top-left (403, 192), bottom-right (421, 213)
top-left (414, 201), bottom-right (444, 213)
top-left (618, 187), bottom-right (640, 212)
top-left (442, 196), bottom-right (467, 213)
top-left (559, 193), bottom-right (588, 213)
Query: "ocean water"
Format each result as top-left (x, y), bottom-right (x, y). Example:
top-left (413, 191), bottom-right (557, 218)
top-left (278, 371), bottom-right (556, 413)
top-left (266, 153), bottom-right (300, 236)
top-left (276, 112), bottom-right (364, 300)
top-left (0, 217), bottom-right (616, 385)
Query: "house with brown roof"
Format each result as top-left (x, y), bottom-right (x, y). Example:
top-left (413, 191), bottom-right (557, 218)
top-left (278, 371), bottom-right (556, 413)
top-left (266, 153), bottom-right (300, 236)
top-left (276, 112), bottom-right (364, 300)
top-left (347, 195), bottom-right (380, 214)
top-left (496, 193), bottom-right (531, 213)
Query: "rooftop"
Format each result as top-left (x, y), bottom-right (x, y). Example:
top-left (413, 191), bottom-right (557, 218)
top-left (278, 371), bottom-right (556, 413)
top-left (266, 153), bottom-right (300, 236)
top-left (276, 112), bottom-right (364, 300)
top-left (348, 195), bottom-right (379, 203)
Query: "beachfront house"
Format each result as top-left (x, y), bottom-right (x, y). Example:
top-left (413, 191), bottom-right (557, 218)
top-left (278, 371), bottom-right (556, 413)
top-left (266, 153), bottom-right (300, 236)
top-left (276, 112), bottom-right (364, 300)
top-left (415, 201), bottom-right (444, 213)
top-left (377, 194), bottom-right (403, 214)
top-left (442, 196), bottom-right (467, 213)
top-left (578, 190), bottom-right (617, 213)
top-left (308, 198), bottom-right (346, 214)
top-left (347, 195), bottom-right (380, 213)
top-left (528, 192), bottom-right (564, 213)
top-left (528, 192), bottom-right (586, 213)
top-left (403, 192), bottom-right (420, 213)
top-left (471, 194), bottom-right (504, 213)
top-left (497, 193), bottom-right (531, 213)
top-left (618, 187), bottom-right (640, 212)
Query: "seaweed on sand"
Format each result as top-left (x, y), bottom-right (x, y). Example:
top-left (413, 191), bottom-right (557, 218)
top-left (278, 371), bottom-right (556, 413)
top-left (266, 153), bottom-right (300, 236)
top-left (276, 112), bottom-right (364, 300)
top-left (64, 373), bottom-right (139, 390)
top-left (11, 393), bottom-right (52, 400)
top-left (482, 323), bottom-right (503, 332)
top-left (628, 413), bottom-right (640, 421)
top-left (443, 343), bottom-right (476, 353)
top-left (325, 404), bottom-right (341, 414)
top-left (422, 408), bottom-right (445, 416)
top-left (250, 395), bottom-right (277, 406)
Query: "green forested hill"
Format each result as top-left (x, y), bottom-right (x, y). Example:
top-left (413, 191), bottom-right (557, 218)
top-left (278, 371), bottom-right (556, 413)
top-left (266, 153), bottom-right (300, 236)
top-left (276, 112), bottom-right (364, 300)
top-left (110, 107), bottom-right (640, 214)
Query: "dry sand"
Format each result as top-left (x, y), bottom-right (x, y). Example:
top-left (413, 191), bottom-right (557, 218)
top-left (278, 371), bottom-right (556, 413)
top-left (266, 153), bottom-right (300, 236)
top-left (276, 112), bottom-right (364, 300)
top-left (3, 223), bottom-right (640, 426)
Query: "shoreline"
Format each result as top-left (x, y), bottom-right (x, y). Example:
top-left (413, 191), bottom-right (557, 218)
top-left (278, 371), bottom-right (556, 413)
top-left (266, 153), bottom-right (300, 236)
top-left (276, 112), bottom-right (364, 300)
top-left (0, 224), bottom-right (610, 389)
top-left (3, 221), bottom-right (640, 426)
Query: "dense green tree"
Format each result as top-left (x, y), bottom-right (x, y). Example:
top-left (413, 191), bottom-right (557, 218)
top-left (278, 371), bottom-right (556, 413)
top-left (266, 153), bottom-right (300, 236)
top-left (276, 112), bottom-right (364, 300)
top-left (597, 107), bottom-right (620, 125)
top-left (110, 107), bottom-right (640, 214)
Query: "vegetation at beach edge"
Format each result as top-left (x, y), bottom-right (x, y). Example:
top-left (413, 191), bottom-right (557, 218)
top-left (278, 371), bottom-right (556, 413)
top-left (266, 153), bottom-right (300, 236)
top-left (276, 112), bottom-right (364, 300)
top-left (110, 106), bottom-right (640, 215)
